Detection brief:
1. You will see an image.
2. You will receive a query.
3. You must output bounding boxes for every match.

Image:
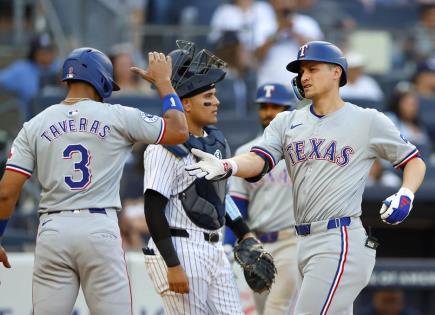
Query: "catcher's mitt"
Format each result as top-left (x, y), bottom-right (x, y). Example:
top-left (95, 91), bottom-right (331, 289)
top-left (234, 237), bottom-right (277, 293)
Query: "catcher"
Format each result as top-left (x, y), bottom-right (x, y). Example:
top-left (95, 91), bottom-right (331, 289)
top-left (142, 40), bottom-right (276, 315)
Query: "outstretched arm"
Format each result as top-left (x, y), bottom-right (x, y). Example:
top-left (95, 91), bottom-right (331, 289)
top-left (401, 157), bottom-right (426, 193)
top-left (186, 149), bottom-right (267, 180)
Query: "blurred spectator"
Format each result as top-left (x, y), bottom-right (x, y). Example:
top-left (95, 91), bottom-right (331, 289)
top-left (254, 0), bottom-right (324, 86)
top-left (214, 31), bottom-right (250, 115)
top-left (366, 159), bottom-right (401, 188)
top-left (413, 58), bottom-right (435, 98)
top-left (410, 4), bottom-right (435, 62)
top-left (397, 3), bottom-right (435, 71)
top-left (110, 43), bottom-right (156, 96)
top-left (209, 0), bottom-right (276, 52)
top-left (340, 52), bottom-right (384, 102)
top-left (359, 289), bottom-right (421, 315)
top-left (0, 33), bottom-right (60, 121)
top-left (297, 0), bottom-right (355, 44)
top-left (386, 84), bottom-right (432, 158)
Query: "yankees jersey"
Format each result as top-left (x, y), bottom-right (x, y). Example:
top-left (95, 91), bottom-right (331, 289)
top-left (229, 136), bottom-right (295, 232)
top-left (6, 100), bottom-right (165, 212)
top-left (144, 144), bottom-right (222, 234)
top-left (252, 103), bottom-right (419, 224)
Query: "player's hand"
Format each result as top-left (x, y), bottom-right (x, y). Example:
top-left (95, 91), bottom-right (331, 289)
top-left (185, 148), bottom-right (232, 181)
top-left (0, 246), bottom-right (11, 268)
top-left (167, 265), bottom-right (189, 294)
top-left (380, 187), bottom-right (414, 225)
top-left (130, 52), bottom-right (172, 86)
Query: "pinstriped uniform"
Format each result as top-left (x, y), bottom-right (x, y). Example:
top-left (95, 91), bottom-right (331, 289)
top-left (5, 100), bottom-right (165, 315)
top-left (143, 144), bottom-right (243, 315)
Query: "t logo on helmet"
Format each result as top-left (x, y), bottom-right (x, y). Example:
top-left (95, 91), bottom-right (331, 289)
top-left (299, 44), bottom-right (309, 58)
top-left (263, 85), bottom-right (275, 98)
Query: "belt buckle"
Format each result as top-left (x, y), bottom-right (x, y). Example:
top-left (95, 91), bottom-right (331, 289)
top-left (73, 210), bottom-right (80, 214)
top-left (207, 232), bottom-right (219, 242)
top-left (335, 218), bottom-right (340, 228)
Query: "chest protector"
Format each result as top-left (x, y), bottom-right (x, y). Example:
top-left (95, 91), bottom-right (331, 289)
top-left (164, 126), bottom-right (230, 230)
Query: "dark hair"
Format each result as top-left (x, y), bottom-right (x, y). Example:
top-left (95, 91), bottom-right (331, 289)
top-left (387, 88), bottom-right (421, 126)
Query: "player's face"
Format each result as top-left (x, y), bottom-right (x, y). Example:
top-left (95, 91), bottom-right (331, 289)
top-left (258, 103), bottom-right (287, 128)
top-left (189, 88), bottom-right (220, 126)
top-left (299, 61), bottom-right (341, 99)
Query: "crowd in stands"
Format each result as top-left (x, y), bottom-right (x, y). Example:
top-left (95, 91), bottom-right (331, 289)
top-left (0, 0), bottom-right (434, 252)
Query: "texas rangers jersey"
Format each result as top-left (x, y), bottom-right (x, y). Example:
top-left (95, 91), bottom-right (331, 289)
top-left (144, 144), bottom-right (222, 234)
top-left (229, 136), bottom-right (295, 232)
top-left (6, 100), bottom-right (165, 211)
top-left (252, 103), bottom-right (419, 224)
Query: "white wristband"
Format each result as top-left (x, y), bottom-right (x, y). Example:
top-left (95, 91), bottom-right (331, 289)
top-left (227, 158), bottom-right (239, 176)
top-left (399, 187), bottom-right (414, 199)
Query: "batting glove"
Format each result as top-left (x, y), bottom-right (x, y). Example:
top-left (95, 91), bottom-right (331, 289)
top-left (185, 148), bottom-right (234, 180)
top-left (380, 187), bottom-right (414, 225)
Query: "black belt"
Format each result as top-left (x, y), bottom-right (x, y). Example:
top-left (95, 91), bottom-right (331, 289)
top-left (170, 228), bottom-right (220, 243)
top-left (256, 231), bottom-right (279, 243)
top-left (40, 208), bottom-right (107, 217)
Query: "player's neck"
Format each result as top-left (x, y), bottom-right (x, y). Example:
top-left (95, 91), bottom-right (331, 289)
top-left (65, 83), bottom-right (102, 102)
top-left (312, 93), bottom-right (345, 116)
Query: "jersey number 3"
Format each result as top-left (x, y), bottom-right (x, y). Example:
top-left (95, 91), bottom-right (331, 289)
top-left (63, 144), bottom-right (92, 190)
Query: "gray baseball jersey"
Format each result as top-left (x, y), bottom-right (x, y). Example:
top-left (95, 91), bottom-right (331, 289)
top-left (229, 136), bottom-right (295, 232)
top-left (252, 103), bottom-right (418, 224)
top-left (6, 100), bottom-right (165, 212)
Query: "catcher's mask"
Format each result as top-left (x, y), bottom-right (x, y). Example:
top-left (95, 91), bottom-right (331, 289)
top-left (286, 41), bottom-right (348, 100)
top-left (169, 40), bottom-right (227, 99)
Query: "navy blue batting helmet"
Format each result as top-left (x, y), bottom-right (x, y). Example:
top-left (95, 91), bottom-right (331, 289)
top-left (256, 83), bottom-right (297, 108)
top-left (286, 41), bottom-right (347, 99)
top-left (169, 40), bottom-right (226, 98)
top-left (62, 47), bottom-right (120, 99)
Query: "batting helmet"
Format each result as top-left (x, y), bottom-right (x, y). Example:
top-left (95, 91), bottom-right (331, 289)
top-left (286, 41), bottom-right (348, 99)
top-left (62, 47), bottom-right (120, 99)
top-left (169, 40), bottom-right (226, 98)
top-left (256, 83), bottom-right (297, 108)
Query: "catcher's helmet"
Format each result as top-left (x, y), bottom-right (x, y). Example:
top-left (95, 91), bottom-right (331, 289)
top-left (286, 41), bottom-right (347, 99)
top-left (169, 40), bottom-right (226, 98)
top-left (62, 47), bottom-right (120, 99)
top-left (256, 83), bottom-right (297, 108)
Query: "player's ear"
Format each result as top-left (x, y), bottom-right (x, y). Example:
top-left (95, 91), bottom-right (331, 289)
top-left (334, 65), bottom-right (342, 82)
top-left (182, 98), bottom-right (191, 113)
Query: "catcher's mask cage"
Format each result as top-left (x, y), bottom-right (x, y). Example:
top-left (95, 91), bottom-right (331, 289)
top-left (169, 40), bottom-right (227, 98)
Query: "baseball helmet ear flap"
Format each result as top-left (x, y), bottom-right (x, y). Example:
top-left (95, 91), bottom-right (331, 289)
top-left (291, 76), bottom-right (305, 100)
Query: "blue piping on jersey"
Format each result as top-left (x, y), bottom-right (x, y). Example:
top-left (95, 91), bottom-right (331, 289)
top-left (310, 105), bottom-right (324, 118)
top-left (5, 163), bottom-right (33, 175)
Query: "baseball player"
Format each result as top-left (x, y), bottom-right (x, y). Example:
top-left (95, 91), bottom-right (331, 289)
top-left (186, 41), bottom-right (426, 314)
top-left (0, 47), bottom-right (188, 315)
top-left (142, 40), bottom-right (273, 315)
top-left (224, 83), bottom-right (299, 315)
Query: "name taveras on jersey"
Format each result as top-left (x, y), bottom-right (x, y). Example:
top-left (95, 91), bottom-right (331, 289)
top-left (286, 138), bottom-right (354, 167)
top-left (40, 118), bottom-right (110, 142)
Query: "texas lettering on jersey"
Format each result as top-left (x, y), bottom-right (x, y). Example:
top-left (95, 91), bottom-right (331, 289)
top-left (40, 117), bottom-right (111, 142)
top-left (286, 138), bottom-right (354, 167)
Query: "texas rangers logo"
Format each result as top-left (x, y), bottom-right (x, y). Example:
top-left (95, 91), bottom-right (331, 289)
top-left (286, 138), bottom-right (355, 167)
top-left (263, 85), bottom-right (275, 98)
top-left (299, 44), bottom-right (309, 58)
top-left (214, 149), bottom-right (222, 159)
top-left (66, 66), bottom-right (75, 79)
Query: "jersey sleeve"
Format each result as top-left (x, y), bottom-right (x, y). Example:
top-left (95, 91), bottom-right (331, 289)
top-left (115, 105), bottom-right (165, 144)
top-left (143, 145), bottom-right (177, 199)
top-left (368, 111), bottom-right (420, 169)
top-left (250, 112), bottom-right (286, 170)
top-left (5, 126), bottom-right (34, 177)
